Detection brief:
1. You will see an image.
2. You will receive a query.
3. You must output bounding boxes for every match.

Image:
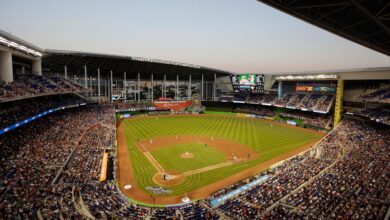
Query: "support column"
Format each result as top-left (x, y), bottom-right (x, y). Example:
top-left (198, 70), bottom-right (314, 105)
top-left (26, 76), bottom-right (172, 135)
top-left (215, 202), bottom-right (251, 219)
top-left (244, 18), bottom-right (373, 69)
top-left (176, 74), bottom-right (179, 100)
top-left (205, 81), bottom-right (208, 101)
top-left (0, 51), bottom-right (13, 83)
top-left (163, 74), bottom-right (166, 98)
top-left (21, 66), bottom-right (25, 75)
top-left (89, 76), bottom-right (92, 97)
top-left (334, 79), bottom-right (344, 127)
top-left (278, 81), bottom-right (283, 99)
top-left (123, 72), bottom-right (126, 91)
top-left (97, 68), bottom-right (101, 97)
top-left (151, 74), bottom-right (154, 102)
top-left (84, 65), bottom-right (88, 88)
top-left (201, 74), bottom-right (204, 101)
top-left (64, 66), bottom-right (68, 80)
top-left (104, 77), bottom-right (107, 98)
top-left (32, 59), bottom-right (42, 75)
top-left (137, 73), bottom-right (140, 102)
top-left (188, 74), bottom-right (192, 99)
top-left (214, 73), bottom-right (217, 101)
top-left (110, 71), bottom-right (113, 103)
top-left (123, 72), bottom-right (126, 101)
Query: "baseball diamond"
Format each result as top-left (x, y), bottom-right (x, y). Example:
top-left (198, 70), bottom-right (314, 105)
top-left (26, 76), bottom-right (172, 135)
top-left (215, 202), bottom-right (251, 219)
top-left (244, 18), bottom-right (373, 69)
top-left (116, 114), bottom-right (324, 204)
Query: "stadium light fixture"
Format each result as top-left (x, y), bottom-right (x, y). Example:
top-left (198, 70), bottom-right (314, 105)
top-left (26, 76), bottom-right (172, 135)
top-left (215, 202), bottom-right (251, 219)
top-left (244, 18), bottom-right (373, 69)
top-left (0, 36), bottom-right (43, 57)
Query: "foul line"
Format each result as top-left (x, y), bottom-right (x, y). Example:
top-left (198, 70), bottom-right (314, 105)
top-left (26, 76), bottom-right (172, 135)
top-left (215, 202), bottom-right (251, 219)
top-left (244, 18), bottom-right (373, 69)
top-left (183, 161), bottom-right (234, 176)
top-left (136, 140), bottom-right (245, 178)
top-left (144, 151), bottom-right (165, 173)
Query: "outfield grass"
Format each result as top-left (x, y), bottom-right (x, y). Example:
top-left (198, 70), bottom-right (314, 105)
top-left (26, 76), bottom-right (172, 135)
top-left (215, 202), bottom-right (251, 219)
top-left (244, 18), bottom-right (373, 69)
top-left (122, 115), bottom-right (323, 196)
top-left (151, 143), bottom-right (226, 172)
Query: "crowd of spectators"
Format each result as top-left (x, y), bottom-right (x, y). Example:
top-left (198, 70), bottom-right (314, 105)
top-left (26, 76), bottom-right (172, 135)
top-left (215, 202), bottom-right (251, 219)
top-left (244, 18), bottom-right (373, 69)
top-left (116, 100), bottom-right (154, 110)
top-left (273, 94), bottom-right (293, 106)
top-left (245, 93), bottom-right (277, 104)
top-left (268, 93), bottom-right (334, 112)
top-left (0, 105), bottom-right (114, 218)
top-left (0, 102), bottom-right (220, 219)
top-left (297, 94), bottom-right (334, 112)
top-left (350, 107), bottom-right (390, 126)
top-left (217, 154), bottom-right (332, 219)
top-left (1, 93), bottom-right (389, 219)
top-left (265, 119), bottom-right (390, 219)
top-left (235, 105), bottom-right (275, 117)
top-left (313, 94), bottom-right (334, 112)
top-left (280, 111), bottom-right (331, 128)
top-left (286, 94), bottom-right (306, 107)
top-left (232, 92), bottom-right (334, 113)
top-left (211, 118), bottom-right (389, 219)
top-left (360, 87), bottom-right (390, 103)
top-left (233, 93), bottom-right (247, 102)
top-left (0, 94), bottom-right (88, 130)
top-left (0, 74), bottom-right (89, 101)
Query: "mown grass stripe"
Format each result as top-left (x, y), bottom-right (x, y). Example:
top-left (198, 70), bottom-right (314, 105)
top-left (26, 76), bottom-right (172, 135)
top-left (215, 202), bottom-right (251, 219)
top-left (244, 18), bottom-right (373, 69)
top-left (122, 115), bottom-right (323, 196)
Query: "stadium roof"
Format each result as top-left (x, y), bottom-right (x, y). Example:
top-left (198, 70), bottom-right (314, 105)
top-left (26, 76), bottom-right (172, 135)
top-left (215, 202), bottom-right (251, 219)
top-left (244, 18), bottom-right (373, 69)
top-left (258, 0), bottom-right (390, 56)
top-left (0, 30), bottom-right (44, 57)
top-left (43, 49), bottom-right (232, 80)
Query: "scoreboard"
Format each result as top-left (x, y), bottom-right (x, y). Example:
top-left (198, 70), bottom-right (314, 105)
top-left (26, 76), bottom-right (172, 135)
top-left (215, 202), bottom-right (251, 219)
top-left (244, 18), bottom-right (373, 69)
top-left (231, 74), bottom-right (264, 93)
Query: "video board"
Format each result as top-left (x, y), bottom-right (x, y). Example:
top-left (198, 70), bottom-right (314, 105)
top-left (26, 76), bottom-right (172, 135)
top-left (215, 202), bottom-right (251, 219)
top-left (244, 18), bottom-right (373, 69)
top-left (231, 74), bottom-right (264, 93)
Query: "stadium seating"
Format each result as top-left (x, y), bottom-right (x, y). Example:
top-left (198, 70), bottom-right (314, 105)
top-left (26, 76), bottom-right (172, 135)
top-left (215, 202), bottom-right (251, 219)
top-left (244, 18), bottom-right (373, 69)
top-left (0, 104), bottom-right (220, 219)
top-left (244, 93), bottom-right (277, 104)
top-left (286, 94), bottom-right (306, 107)
top-left (0, 99), bottom-right (388, 219)
top-left (360, 87), bottom-right (390, 103)
top-left (234, 105), bottom-right (275, 117)
top-left (0, 94), bottom-right (88, 130)
top-left (280, 111), bottom-right (331, 129)
top-left (0, 74), bottom-right (89, 101)
top-left (235, 92), bottom-right (334, 113)
top-left (116, 101), bottom-right (155, 111)
top-left (350, 108), bottom-right (390, 126)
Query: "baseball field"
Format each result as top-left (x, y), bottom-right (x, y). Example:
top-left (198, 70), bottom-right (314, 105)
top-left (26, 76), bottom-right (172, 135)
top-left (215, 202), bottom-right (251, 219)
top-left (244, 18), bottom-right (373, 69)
top-left (116, 114), bottom-right (324, 205)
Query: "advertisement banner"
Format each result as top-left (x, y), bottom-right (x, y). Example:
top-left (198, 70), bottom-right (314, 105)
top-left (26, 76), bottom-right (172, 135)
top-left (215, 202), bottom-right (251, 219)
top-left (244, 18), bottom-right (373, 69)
top-left (287, 120), bottom-right (297, 126)
top-left (286, 106), bottom-right (296, 109)
top-left (99, 152), bottom-right (109, 182)
top-left (313, 86), bottom-right (336, 92)
top-left (296, 85), bottom-right (313, 92)
top-left (154, 101), bottom-right (192, 111)
top-left (313, 110), bottom-right (327, 114)
top-left (210, 175), bottom-right (269, 207)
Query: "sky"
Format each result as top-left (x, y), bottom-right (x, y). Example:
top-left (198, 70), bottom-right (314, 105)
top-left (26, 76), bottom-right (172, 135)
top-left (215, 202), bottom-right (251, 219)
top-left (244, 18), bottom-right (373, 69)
top-left (0, 0), bottom-right (389, 73)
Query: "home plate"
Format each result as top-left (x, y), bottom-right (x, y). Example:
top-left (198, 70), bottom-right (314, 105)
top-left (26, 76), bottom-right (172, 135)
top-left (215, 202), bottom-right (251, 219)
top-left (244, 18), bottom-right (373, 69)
top-left (124, 184), bottom-right (132, 190)
top-left (182, 193), bottom-right (190, 203)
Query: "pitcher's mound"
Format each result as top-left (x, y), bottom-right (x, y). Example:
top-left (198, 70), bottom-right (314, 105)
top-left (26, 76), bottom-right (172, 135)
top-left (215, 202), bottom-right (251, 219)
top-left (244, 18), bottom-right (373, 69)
top-left (153, 171), bottom-right (185, 187)
top-left (180, 152), bottom-right (194, 159)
